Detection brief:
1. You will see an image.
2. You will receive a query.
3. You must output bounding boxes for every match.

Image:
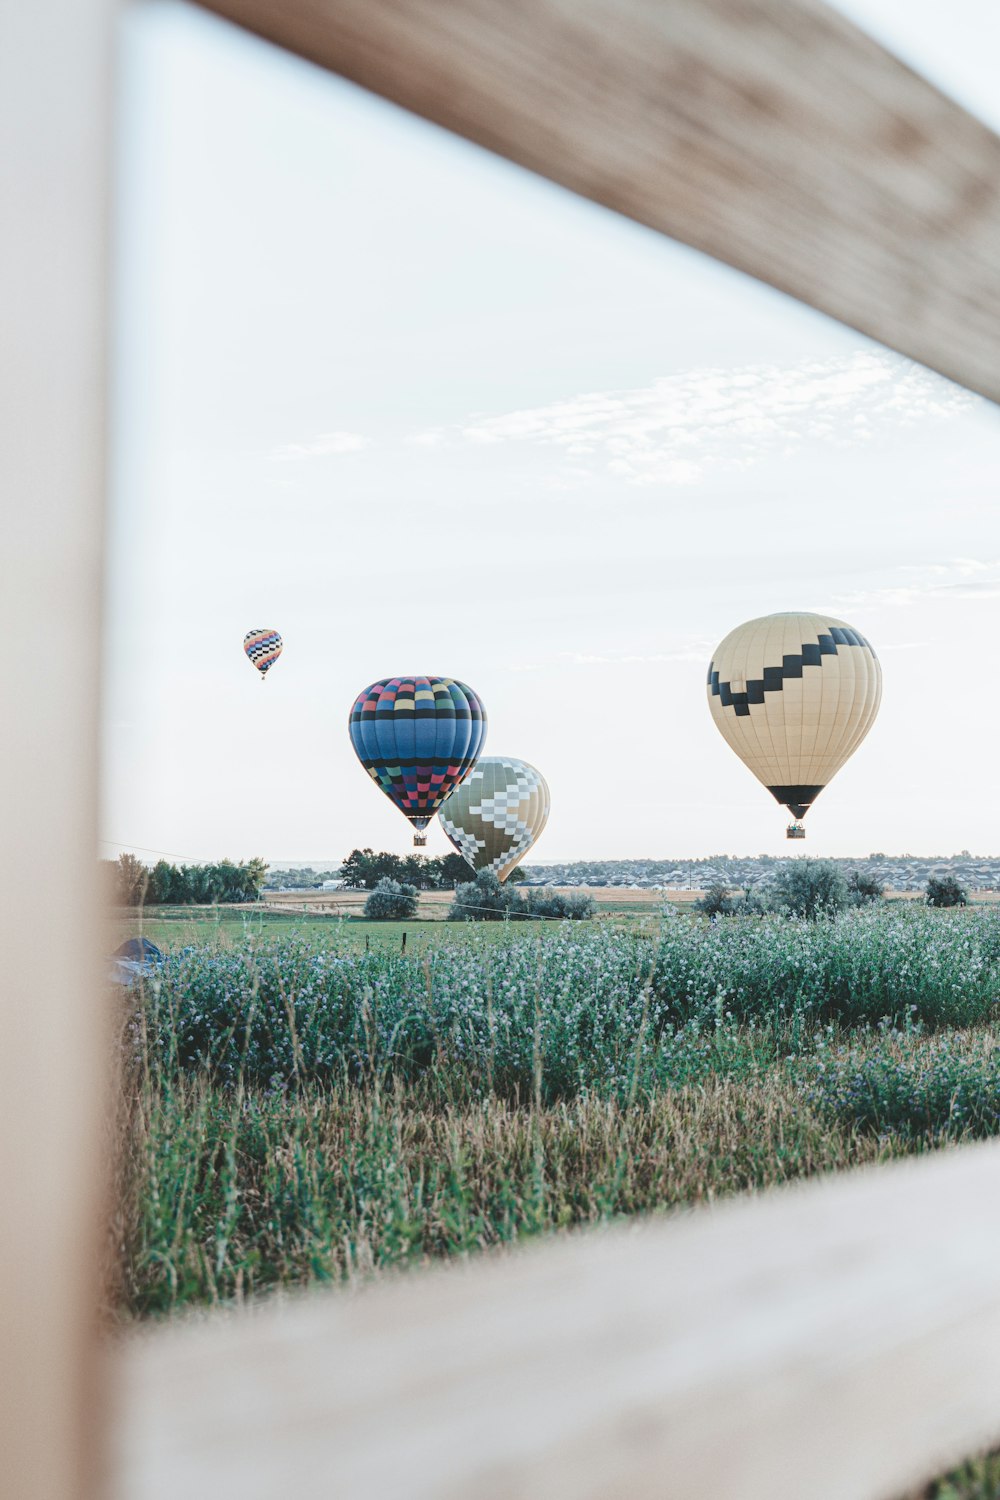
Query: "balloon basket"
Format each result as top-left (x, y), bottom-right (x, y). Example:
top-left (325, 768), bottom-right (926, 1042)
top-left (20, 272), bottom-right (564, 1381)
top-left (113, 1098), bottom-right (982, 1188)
top-left (413, 833), bottom-right (428, 848)
top-left (786, 822), bottom-right (806, 840)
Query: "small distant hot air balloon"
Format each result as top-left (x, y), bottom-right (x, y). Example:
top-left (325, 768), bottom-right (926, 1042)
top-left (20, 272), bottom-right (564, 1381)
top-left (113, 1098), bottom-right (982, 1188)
top-left (244, 628), bottom-right (283, 681)
top-left (349, 677), bottom-right (486, 846)
top-left (707, 612), bottom-right (881, 838)
top-left (438, 756), bottom-right (550, 881)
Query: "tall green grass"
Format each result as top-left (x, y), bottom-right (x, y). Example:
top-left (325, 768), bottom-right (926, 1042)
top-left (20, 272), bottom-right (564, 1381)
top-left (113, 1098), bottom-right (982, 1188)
top-left (109, 907), bottom-right (1000, 1498)
top-left (133, 906), bottom-right (1000, 1096)
top-left (111, 906), bottom-right (1000, 1318)
top-left (804, 1029), bottom-right (1000, 1138)
top-left (114, 1069), bottom-right (912, 1318)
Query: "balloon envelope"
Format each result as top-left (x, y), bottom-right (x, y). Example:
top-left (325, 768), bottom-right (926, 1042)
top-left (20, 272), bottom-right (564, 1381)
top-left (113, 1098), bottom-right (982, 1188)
top-left (438, 756), bottom-right (550, 881)
top-left (244, 628), bottom-right (283, 678)
top-left (349, 677), bottom-right (487, 832)
top-left (707, 612), bottom-right (881, 821)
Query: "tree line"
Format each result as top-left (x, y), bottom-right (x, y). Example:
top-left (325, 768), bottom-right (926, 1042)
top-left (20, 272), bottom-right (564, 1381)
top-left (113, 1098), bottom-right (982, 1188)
top-left (697, 861), bottom-right (969, 919)
top-left (110, 853), bottom-right (268, 907)
top-left (264, 866), bottom-right (327, 891)
top-left (340, 847), bottom-right (526, 891)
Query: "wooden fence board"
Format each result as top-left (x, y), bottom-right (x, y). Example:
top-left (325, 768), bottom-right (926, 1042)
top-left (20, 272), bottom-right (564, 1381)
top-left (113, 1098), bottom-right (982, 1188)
top-left (192, 0), bottom-right (1000, 406)
top-left (113, 1141), bottom-right (1000, 1499)
top-left (0, 2), bottom-right (115, 1496)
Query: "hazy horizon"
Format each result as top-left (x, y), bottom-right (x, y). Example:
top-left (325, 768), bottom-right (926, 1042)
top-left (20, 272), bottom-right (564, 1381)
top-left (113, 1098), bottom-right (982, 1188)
top-left (108, 848), bottom-right (1000, 873)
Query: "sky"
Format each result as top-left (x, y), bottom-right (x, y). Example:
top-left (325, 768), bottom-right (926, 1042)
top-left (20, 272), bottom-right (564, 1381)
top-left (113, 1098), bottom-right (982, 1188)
top-left (104, 0), bottom-right (1000, 866)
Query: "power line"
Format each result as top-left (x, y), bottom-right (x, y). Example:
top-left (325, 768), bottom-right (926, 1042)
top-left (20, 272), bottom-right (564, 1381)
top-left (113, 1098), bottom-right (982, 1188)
top-left (264, 895), bottom-right (608, 923)
top-left (100, 838), bottom-right (226, 864)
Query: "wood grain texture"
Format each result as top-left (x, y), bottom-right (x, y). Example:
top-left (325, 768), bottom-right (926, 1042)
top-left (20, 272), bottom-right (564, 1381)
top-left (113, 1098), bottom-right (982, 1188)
top-left (193, 0), bottom-right (1000, 404)
top-left (114, 1141), bottom-right (1000, 1500)
top-left (0, 4), bottom-right (114, 1495)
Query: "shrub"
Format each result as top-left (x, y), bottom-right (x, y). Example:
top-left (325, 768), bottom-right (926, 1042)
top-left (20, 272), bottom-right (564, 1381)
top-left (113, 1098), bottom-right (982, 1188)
top-left (447, 874), bottom-right (594, 922)
top-left (448, 869), bottom-right (525, 921)
top-left (697, 883), bottom-right (735, 918)
top-left (926, 874), bottom-right (968, 908)
top-left (738, 886), bottom-right (770, 915)
top-left (770, 860), bottom-right (849, 919)
top-left (364, 878), bottom-right (418, 920)
top-left (847, 869), bottom-right (884, 905)
top-left (804, 1035), bottom-right (1000, 1139)
top-left (526, 889), bottom-right (595, 920)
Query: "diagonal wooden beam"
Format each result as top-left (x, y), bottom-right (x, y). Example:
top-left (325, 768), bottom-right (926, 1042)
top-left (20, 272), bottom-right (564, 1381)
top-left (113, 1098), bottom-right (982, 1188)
top-left (114, 1141), bottom-right (1000, 1499)
top-left (195, 0), bottom-right (1000, 405)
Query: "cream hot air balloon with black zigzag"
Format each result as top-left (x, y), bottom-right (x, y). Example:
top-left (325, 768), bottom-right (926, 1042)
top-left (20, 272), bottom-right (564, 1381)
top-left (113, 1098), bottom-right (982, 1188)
top-left (438, 756), bottom-right (550, 880)
top-left (707, 612), bottom-right (881, 838)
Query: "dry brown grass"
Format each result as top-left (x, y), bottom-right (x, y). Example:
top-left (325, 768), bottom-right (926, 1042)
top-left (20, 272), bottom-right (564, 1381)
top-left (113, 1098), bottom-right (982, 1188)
top-left (112, 1070), bottom-right (915, 1319)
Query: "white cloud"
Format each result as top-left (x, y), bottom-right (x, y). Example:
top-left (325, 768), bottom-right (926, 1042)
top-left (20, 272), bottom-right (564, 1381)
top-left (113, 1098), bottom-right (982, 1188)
top-left (416, 351), bottom-right (977, 488)
top-left (836, 558), bottom-right (1000, 609)
top-left (269, 431), bottom-right (370, 460)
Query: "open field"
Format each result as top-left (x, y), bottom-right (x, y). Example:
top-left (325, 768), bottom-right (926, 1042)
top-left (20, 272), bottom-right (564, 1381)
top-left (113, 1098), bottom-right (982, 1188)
top-left (265, 884), bottom-right (681, 917)
top-left (115, 908), bottom-right (573, 953)
top-left (113, 904), bottom-right (1000, 1306)
top-left (115, 878), bottom-right (1000, 957)
top-left (249, 882), bottom-right (1000, 919)
top-left (115, 885), bottom-right (673, 951)
top-left (267, 884), bottom-right (1000, 914)
top-left (109, 903), bottom-right (1000, 1494)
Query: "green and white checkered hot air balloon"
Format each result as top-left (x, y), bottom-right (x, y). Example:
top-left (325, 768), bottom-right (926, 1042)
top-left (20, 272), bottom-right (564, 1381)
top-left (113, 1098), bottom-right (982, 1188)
top-left (438, 756), bottom-right (550, 882)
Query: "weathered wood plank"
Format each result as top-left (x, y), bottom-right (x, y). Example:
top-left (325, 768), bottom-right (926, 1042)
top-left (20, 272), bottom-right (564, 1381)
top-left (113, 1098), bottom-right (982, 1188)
top-left (113, 1141), bottom-right (1000, 1499)
top-left (0, 4), bottom-right (115, 1495)
top-left (194, 0), bottom-right (1000, 405)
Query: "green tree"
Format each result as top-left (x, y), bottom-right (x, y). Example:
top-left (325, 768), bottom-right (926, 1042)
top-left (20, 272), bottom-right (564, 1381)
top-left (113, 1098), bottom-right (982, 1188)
top-left (116, 857), bottom-right (269, 907)
top-left (696, 883), bottom-right (735, 918)
top-left (770, 860), bottom-right (849, 920)
top-left (183, 864), bottom-right (216, 903)
top-left (264, 867), bottom-right (322, 891)
top-left (115, 852), bottom-right (148, 907)
top-left (400, 854), bottom-right (443, 890)
top-left (847, 869), bottom-right (884, 905)
top-left (926, 874), bottom-right (968, 908)
top-left (146, 859), bottom-right (177, 904)
top-left (439, 852), bottom-right (474, 886)
top-left (242, 858), bottom-right (269, 900)
top-left (214, 860), bottom-right (241, 902)
top-left (341, 848), bottom-right (404, 889)
top-left (364, 878), bottom-right (418, 920)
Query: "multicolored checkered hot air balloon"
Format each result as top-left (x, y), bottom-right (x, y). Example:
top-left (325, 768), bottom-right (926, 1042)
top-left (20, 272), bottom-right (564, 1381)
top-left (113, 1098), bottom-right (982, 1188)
top-left (349, 677), bottom-right (487, 846)
top-left (707, 612), bottom-right (881, 839)
top-left (438, 756), bottom-right (549, 881)
top-left (243, 628), bottom-right (283, 681)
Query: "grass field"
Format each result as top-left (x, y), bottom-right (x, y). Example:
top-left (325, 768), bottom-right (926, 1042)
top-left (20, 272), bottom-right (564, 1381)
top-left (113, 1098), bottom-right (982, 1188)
top-left (109, 903), bottom-right (1000, 1496)
top-left (113, 904), bottom-right (1000, 1307)
top-left (115, 884), bottom-right (670, 952)
top-left (118, 881), bottom-right (1000, 957)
